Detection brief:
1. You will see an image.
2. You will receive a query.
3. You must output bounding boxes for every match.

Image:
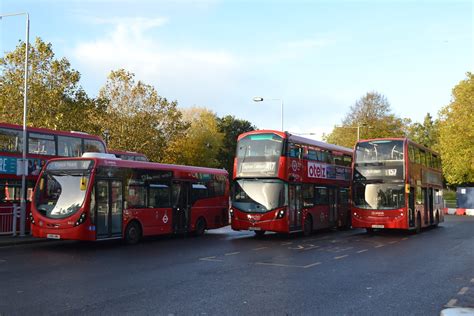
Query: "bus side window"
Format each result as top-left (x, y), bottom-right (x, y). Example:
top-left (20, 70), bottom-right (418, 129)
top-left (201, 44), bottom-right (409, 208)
top-left (0, 128), bottom-right (22, 153)
top-left (302, 184), bottom-right (314, 207)
top-left (149, 184), bottom-right (171, 208)
top-left (314, 187), bottom-right (328, 205)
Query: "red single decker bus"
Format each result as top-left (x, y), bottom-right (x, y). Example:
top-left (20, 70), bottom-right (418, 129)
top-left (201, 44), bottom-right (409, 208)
top-left (0, 122), bottom-right (107, 234)
top-left (351, 138), bottom-right (444, 233)
top-left (231, 130), bottom-right (353, 236)
top-left (31, 153), bottom-right (229, 243)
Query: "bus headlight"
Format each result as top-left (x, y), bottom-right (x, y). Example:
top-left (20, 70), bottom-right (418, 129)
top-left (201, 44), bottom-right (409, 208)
top-left (229, 209), bottom-right (234, 218)
top-left (74, 212), bottom-right (87, 226)
top-left (276, 209), bottom-right (286, 219)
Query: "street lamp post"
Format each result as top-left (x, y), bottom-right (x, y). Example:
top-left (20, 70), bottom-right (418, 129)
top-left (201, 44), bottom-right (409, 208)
top-left (0, 12), bottom-right (30, 236)
top-left (253, 97), bottom-right (284, 131)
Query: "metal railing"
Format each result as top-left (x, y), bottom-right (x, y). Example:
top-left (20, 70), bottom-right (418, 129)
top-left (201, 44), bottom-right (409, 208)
top-left (0, 204), bottom-right (19, 236)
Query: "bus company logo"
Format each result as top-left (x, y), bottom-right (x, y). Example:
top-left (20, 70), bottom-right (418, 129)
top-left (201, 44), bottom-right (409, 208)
top-left (308, 161), bottom-right (327, 179)
top-left (162, 212), bottom-right (169, 224)
top-left (291, 160), bottom-right (298, 172)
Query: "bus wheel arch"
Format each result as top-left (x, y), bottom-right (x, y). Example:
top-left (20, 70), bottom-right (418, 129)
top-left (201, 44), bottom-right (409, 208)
top-left (303, 214), bottom-right (313, 237)
top-left (194, 217), bottom-right (207, 236)
top-left (124, 220), bottom-right (142, 245)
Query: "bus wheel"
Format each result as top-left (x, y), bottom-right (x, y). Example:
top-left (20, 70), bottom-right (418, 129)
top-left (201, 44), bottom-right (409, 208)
top-left (415, 213), bottom-right (422, 234)
top-left (125, 221), bottom-right (142, 245)
top-left (303, 215), bottom-right (313, 237)
top-left (194, 217), bottom-right (207, 236)
top-left (254, 230), bottom-right (266, 238)
top-left (434, 211), bottom-right (440, 228)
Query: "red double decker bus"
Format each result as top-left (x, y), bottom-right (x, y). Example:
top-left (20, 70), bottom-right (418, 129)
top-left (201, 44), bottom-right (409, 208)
top-left (351, 138), bottom-right (444, 233)
top-left (0, 122), bottom-right (107, 234)
top-left (31, 154), bottom-right (229, 243)
top-left (231, 130), bottom-right (353, 236)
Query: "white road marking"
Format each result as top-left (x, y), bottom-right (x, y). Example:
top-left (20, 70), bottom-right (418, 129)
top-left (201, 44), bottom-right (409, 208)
top-left (281, 242), bottom-right (293, 246)
top-left (255, 262), bottom-right (321, 269)
top-left (357, 249), bottom-right (369, 253)
top-left (303, 262), bottom-right (322, 268)
top-left (0, 259), bottom-right (6, 263)
top-left (374, 245), bottom-right (384, 248)
top-left (199, 256), bottom-right (223, 262)
top-left (302, 245), bottom-right (321, 251)
top-left (225, 252), bottom-right (240, 256)
top-left (446, 299), bottom-right (458, 307)
top-left (334, 255), bottom-right (349, 260)
top-left (458, 287), bottom-right (469, 295)
top-left (252, 247), bottom-right (268, 251)
top-left (388, 241), bottom-right (398, 244)
top-left (470, 278), bottom-right (474, 283)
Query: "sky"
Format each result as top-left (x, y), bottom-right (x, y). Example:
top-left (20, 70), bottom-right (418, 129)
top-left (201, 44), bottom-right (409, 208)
top-left (1, 0), bottom-right (473, 140)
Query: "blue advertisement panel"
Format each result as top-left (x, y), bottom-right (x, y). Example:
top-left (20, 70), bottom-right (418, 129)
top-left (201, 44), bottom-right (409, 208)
top-left (0, 156), bottom-right (45, 176)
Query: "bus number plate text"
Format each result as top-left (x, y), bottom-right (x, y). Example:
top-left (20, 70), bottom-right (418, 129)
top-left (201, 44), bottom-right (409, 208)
top-left (46, 234), bottom-right (60, 239)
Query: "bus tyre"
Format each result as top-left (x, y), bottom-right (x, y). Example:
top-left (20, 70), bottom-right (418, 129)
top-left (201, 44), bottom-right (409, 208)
top-left (415, 213), bottom-right (422, 234)
top-left (254, 230), bottom-right (266, 238)
top-left (434, 211), bottom-right (440, 228)
top-left (194, 218), bottom-right (207, 237)
top-left (125, 221), bottom-right (141, 245)
top-left (303, 215), bottom-right (313, 237)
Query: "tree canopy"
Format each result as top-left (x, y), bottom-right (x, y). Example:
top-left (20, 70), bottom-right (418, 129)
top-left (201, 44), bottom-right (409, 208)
top-left (438, 72), bottom-right (474, 186)
top-left (324, 91), bottom-right (408, 148)
top-left (0, 38), bottom-right (102, 133)
top-left (163, 107), bottom-right (224, 168)
top-left (98, 69), bottom-right (186, 162)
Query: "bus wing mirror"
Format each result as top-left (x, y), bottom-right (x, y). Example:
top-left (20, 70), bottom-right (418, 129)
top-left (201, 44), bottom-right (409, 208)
top-left (80, 177), bottom-right (88, 191)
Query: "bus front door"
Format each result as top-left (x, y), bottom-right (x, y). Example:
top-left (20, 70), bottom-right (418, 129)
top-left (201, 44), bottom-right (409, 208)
top-left (96, 180), bottom-right (123, 239)
top-left (172, 181), bottom-right (190, 233)
top-left (289, 184), bottom-right (302, 232)
top-left (409, 187), bottom-right (415, 227)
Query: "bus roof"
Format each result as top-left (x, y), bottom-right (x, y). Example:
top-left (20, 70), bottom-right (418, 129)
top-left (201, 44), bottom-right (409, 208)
top-left (46, 157), bottom-right (228, 177)
top-left (0, 122), bottom-right (104, 141)
top-left (238, 130), bottom-right (353, 155)
top-left (357, 137), bottom-right (440, 156)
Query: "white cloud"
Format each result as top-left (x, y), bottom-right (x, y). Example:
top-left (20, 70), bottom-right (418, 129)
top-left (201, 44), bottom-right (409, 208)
top-left (71, 16), bottom-right (240, 106)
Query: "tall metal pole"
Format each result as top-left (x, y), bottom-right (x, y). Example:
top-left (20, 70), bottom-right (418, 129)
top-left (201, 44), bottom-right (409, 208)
top-left (20, 14), bottom-right (30, 236)
top-left (1, 12), bottom-right (30, 236)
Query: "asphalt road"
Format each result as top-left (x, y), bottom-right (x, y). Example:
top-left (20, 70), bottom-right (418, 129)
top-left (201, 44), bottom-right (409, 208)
top-left (1, 215), bottom-right (473, 315)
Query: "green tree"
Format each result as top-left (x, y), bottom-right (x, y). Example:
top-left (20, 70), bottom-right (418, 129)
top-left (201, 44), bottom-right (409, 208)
top-left (407, 113), bottom-right (439, 150)
top-left (98, 69), bottom-right (186, 162)
top-left (164, 107), bottom-right (224, 167)
top-left (0, 37), bottom-right (102, 133)
top-left (217, 115), bottom-right (256, 174)
top-left (324, 91), bottom-right (408, 148)
top-left (438, 72), bottom-right (474, 185)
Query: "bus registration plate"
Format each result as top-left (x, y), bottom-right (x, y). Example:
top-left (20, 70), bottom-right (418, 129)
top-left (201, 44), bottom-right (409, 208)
top-left (47, 234), bottom-right (60, 239)
top-left (371, 225), bottom-right (384, 229)
top-left (249, 227), bottom-right (261, 231)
